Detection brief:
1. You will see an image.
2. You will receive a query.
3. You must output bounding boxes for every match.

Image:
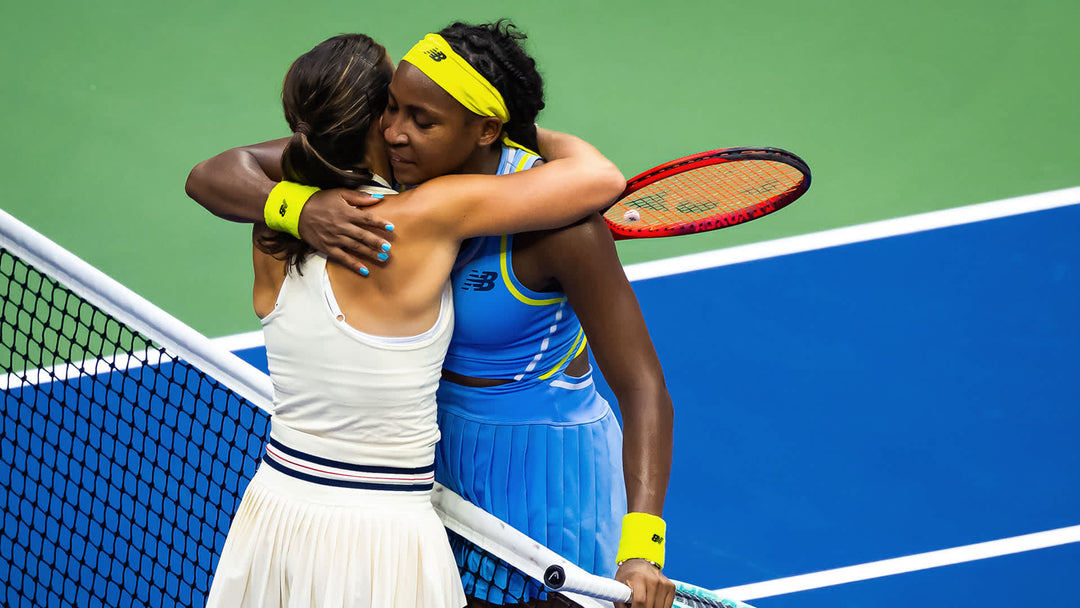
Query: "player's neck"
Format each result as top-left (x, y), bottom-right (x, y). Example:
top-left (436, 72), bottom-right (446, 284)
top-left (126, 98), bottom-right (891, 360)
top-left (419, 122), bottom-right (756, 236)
top-left (457, 144), bottom-right (502, 176)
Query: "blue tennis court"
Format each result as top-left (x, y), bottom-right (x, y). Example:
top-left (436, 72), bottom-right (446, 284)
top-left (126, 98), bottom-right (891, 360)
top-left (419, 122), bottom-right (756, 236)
top-left (606, 196), bottom-right (1080, 605)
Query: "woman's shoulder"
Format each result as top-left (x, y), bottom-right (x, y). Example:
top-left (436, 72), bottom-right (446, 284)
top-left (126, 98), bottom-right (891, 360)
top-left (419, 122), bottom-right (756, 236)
top-left (521, 212), bottom-right (610, 252)
top-left (512, 213), bottom-right (619, 288)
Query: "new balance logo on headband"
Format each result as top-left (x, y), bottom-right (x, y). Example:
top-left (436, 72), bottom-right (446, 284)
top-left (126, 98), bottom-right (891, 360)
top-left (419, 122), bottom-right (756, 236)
top-left (461, 270), bottom-right (498, 292)
top-left (425, 49), bottom-right (447, 62)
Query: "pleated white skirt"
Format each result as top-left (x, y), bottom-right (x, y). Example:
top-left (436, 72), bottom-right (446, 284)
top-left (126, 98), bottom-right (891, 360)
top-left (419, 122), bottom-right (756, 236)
top-left (205, 463), bottom-right (466, 608)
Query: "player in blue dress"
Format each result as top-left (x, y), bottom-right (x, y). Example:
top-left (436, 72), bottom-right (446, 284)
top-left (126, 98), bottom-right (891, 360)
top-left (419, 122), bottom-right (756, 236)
top-left (433, 146), bottom-right (629, 597)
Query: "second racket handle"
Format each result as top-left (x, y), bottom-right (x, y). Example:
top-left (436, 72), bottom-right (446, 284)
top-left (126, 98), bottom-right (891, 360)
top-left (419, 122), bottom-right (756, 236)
top-left (543, 565), bottom-right (634, 603)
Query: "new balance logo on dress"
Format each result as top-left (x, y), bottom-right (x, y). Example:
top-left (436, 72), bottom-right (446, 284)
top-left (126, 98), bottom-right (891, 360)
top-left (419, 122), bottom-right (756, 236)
top-left (425, 49), bottom-right (447, 62)
top-left (461, 270), bottom-right (498, 291)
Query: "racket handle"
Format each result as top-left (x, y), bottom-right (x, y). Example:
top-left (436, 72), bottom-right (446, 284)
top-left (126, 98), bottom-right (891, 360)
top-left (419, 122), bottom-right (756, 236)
top-left (544, 565), bottom-right (634, 603)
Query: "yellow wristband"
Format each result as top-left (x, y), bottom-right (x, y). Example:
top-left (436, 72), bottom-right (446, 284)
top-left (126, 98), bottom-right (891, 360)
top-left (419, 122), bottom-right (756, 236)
top-left (264, 181), bottom-right (320, 239)
top-left (615, 512), bottom-right (666, 569)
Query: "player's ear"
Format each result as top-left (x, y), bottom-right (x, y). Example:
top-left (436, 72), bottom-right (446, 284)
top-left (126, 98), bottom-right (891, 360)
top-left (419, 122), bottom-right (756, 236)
top-left (476, 117), bottom-right (503, 147)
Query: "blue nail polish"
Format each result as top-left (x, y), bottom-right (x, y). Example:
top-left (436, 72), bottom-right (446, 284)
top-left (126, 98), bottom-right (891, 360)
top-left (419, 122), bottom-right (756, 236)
top-left (381, 243), bottom-right (391, 252)
top-left (359, 266), bottom-right (370, 276)
top-left (385, 223), bottom-right (395, 232)
top-left (371, 194), bottom-right (384, 200)
top-left (377, 252), bottom-right (389, 261)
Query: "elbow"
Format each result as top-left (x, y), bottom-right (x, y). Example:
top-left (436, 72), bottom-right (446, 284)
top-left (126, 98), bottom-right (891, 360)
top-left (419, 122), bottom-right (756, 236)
top-left (599, 161), bottom-right (627, 203)
top-left (185, 158), bottom-right (235, 220)
top-left (185, 161), bottom-right (209, 205)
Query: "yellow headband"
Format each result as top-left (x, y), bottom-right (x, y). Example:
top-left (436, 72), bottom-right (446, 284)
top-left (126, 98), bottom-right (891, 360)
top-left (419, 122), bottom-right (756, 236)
top-left (402, 33), bottom-right (537, 156)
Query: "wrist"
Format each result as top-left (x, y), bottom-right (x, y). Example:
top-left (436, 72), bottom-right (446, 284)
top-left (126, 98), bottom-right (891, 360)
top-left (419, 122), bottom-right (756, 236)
top-left (264, 181), bottom-right (319, 239)
top-left (615, 512), bottom-right (666, 570)
top-left (618, 557), bottom-right (663, 570)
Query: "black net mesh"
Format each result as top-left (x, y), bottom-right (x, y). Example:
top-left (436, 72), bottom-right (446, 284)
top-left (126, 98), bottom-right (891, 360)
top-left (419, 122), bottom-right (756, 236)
top-left (1, 246), bottom-right (267, 607)
top-left (0, 244), bottom-right (586, 608)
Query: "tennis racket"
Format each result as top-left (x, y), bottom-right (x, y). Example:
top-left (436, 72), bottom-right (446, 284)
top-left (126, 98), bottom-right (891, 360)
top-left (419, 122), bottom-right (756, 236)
top-left (604, 147), bottom-right (811, 240)
top-left (544, 564), bottom-right (755, 608)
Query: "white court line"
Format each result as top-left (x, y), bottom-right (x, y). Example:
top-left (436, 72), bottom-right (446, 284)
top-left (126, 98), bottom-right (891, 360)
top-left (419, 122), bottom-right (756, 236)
top-left (4, 333), bottom-right (267, 389)
top-left (623, 185), bottom-right (1080, 282)
top-left (2, 347), bottom-right (169, 390)
top-left (210, 330), bottom-right (265, 352)
top-left (716, 524), bottom-right (1080, 601)
top-left (4, 332), bottom-right (265, 388)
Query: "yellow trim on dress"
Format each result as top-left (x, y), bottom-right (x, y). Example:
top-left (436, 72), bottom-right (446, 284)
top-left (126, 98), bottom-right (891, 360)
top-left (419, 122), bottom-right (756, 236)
top-left (539, 327), bottom-right (588, 380)
top-left (514, 152), bottom-right (537, 173)
top-left (499, 234), bottom-right (565, 306)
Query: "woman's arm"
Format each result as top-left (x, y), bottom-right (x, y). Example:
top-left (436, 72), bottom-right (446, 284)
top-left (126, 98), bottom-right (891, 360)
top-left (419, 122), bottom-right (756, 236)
top-left (537, 215), bottom-right (676, 608)
top-left (412, 130), bottom-right (625, 239)
top-left (185, 138), bottom-right (393, 272)
top-left (543, 216), bottom-right (673, 515)
top-left (186, 139), bottom-right (287, 222)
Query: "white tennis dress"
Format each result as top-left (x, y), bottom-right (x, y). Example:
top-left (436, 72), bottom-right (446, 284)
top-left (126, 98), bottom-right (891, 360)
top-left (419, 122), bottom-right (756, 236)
top-left (205, 252), bottom-right (465, 608)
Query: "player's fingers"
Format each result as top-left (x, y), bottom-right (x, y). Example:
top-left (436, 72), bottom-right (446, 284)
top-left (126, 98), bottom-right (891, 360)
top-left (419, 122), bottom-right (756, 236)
top-left (661, 585), bottom-right (676, 608)
top-left (336, 223), bottom-right (393, 262)
top-left (324, 230), bottom-right (382, 264)
top-left (325, 247), bottom-right (371, 277)
top-left (631, 582), bottom-right (648, 608)
top-left (652, 573), bottom-right (676, 608)
top-left (615, 576), bottom-right (644, 608)
top-left (338, 190), bottom-right (383, 208)
top-left (341, 194), bottom-right (396, 229)
top-left (353, 209), bottom-right (396, 234)
top-left (652, 572), bottom-right (675, 608)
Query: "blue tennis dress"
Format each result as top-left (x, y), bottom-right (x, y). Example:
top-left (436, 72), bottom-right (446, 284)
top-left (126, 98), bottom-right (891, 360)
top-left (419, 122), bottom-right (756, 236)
top-left (436, 146), bottom-right (627, 603)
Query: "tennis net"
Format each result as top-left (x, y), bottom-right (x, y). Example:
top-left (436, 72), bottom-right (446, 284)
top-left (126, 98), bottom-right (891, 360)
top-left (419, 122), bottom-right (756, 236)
top-left (1, 209), bottom-right (755, 608)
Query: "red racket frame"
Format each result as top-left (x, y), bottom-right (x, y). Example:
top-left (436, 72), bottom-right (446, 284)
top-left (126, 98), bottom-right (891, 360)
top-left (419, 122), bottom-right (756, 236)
top-left (605, 147), bottom-right (811, 240)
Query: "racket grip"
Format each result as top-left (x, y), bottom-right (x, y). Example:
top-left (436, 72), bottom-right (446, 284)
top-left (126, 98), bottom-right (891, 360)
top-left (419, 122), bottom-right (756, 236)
top-left (544, 565), bottom-right (634, 603)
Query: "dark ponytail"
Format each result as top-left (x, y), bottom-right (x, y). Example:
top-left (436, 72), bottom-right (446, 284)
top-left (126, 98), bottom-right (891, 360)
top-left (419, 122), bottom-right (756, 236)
top-left (259, 33), bottom-right (393, 269)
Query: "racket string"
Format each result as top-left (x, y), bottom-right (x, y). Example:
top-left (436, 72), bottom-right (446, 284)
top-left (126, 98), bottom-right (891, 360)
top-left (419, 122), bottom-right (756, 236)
top-left (605, 160), bottom-right (805, 232)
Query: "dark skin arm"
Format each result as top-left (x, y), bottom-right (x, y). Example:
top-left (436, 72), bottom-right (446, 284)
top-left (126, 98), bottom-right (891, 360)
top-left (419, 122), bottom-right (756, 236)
top-left (185, 138), bottom-right (394, 274)
top-left (184, 129), bottom-right (589, 276)
top-left (185, 138), bottom-right (286, 222)
top-left (513, 214), bottom-right (676, 608)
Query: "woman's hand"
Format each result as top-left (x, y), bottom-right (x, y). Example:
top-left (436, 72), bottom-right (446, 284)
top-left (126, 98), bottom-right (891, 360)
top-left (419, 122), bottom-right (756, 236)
top-left (615, 559), bottom-right (676, 608)
top-left (296, 189), bottom-right (395, 275)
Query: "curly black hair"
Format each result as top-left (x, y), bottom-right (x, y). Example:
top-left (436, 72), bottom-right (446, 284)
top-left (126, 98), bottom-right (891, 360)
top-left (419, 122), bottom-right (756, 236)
top-left (438, 20), bottom-right (545, 153)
